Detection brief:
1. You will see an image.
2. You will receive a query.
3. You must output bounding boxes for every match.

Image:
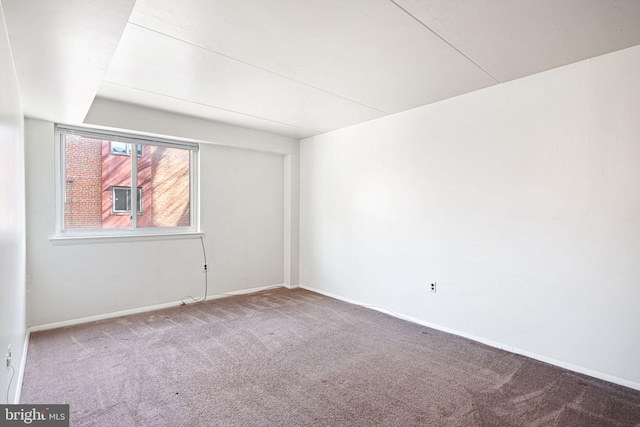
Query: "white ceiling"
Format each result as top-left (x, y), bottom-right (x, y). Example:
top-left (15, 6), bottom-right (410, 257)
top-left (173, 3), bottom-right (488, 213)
top-left (4, 0), bottom-right (640, 139)
top-left (2, 0), bottom-right (136, 123)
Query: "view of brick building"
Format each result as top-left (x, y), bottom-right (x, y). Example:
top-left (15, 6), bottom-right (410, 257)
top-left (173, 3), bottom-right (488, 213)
top-left (64, 135), bottom-right (190, 230)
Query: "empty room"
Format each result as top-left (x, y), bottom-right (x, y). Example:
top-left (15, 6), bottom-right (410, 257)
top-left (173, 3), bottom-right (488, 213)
top-left (2, 0), bottom-right (640, 425)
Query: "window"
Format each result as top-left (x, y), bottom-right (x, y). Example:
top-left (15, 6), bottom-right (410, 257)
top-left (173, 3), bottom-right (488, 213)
top-left (112, 186), bottom-right (143, 214)
top-left (56, 124), bottom-right (199, 238)
top-left (111, 141), bottom-right (142, 156)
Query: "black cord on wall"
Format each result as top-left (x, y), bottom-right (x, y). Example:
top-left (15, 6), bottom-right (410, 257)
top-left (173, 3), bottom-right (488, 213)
top-left (5, 364), bottom-right (15, 404)
top-left (181, 235), bottom-right (208, 305)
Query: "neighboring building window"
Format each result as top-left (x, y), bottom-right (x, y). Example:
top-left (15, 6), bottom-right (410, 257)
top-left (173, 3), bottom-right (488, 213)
top-left (111, 141), bottom-right (142, 156)
top-left (112, 186), bottom-right (143, 214)
top-left (56, 124), bottom-right (199, 236)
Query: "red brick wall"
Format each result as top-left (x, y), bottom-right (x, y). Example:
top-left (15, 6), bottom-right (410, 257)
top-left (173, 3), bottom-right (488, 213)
top-left (148, 146), bottom-right (190, 227)
top-left (64, 136), bottom-right (102, 229)
top-left (100, 141), bottom-right (136, 229)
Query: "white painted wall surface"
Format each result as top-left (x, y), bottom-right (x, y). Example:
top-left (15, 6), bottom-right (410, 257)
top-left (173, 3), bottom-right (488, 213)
top-left (26, 111), bottom-right (291, 326)
top-left (0, 2), bottom-right (26, 403)
top-left (85, 99), bottom-right (299, 287)
top-left (300, 45), bottom-right (640, 387)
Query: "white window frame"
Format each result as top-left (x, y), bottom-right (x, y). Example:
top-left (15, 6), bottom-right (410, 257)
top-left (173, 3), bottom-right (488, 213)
top-left (54, 124), bottom-right (200, 242)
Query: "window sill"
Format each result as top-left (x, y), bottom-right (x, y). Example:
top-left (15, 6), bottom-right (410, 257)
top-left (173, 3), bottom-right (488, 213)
top-left (50, 231), bottom-right (204, 245)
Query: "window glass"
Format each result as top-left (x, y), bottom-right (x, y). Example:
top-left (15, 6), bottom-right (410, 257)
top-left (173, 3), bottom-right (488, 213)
top-left (111, 142), bottom-right (142, 156)
top-left (137, 146), bottom-right (191, 229)
top-left (65, 136), bottom-right (132, 230)
top-left (112, 186), bottom-right (142, 213)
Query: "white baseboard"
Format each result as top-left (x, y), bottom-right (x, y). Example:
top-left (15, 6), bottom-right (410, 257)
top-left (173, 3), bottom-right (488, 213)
top-left (300, 285), bottom-right (640, 392)
top-left (26, 283), bottom-right (638, 393)
top-left (29, 283), bottom-right (286, 333)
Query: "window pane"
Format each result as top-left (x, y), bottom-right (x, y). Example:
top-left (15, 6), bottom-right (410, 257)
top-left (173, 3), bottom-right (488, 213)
top-left (111, 187), bottom-right (142, 213)
top-left (136, 187), bottom-right (142, 213)
top-left (64, 135), bottom-right (132, 230)
top-left (112, 187), bottom-right (129, 212)
top-left (137, 145), bottom-right (191, 228)
top-left (110, 142), bottom-right (142, 157)
top-left (64, 135), bottom-right (103, 229)
top-left (111, 141), bottom-right (128, 155)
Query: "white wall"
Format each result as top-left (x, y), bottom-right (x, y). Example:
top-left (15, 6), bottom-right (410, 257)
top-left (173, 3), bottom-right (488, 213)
top-left (26, 100), bottom-right (298, 327)
top-left (300, 45), bottom-right (640, 388)
top-left (85, 99), bottom-right (299, 287)
top-left (0, 2), bottom-right (26, 403)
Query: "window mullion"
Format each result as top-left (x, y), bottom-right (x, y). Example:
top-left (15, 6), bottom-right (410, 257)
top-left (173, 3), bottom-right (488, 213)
top-left (131, 145), bottom-right (138, 230)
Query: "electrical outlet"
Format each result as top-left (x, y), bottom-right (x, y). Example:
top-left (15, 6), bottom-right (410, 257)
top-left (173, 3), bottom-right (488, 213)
top-left (430, 282), bottom-right (437, 293)
top-left (5, 344), bottom-right (11, 367)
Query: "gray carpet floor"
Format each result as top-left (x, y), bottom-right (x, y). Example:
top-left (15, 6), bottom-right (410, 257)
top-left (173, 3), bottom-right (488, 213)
top-left (21, 288), bottom-right (640, 426)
